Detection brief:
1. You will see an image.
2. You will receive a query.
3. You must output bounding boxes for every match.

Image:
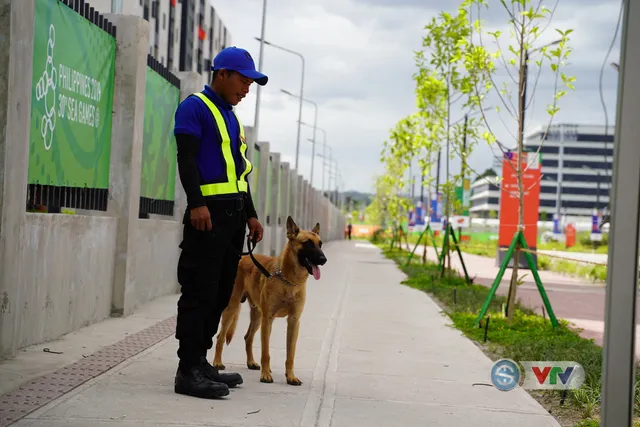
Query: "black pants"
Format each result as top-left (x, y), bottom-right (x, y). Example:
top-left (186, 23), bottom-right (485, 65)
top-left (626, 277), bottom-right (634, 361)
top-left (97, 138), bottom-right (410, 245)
top-left (175, 200), bottom-right (246, 370)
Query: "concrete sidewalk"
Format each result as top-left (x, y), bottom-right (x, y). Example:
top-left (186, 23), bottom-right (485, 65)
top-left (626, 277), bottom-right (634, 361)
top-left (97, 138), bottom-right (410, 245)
top-left (1, 240), bottom-right (559, 427)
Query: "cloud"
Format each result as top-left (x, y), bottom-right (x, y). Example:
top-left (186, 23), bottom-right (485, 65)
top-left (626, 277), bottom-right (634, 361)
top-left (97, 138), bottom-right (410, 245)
top-left (211, 0), bottom-right (623, 193)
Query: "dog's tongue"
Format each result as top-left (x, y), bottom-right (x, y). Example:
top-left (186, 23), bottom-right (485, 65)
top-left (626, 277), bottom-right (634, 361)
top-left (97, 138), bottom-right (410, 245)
top-left (311, 264), bottom-right (321, 280)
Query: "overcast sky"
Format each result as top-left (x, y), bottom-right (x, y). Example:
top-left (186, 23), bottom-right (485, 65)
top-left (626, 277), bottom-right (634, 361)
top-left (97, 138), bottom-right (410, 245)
top-left (212, 0), bottom-right (623, 194)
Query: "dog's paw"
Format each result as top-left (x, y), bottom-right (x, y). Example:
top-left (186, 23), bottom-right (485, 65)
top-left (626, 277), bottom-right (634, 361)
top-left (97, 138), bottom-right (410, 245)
top-left (260, 372), bottom-right (274, 383)
top-left (247, 361), bottom-right (260, 370)
top-left (286, 376), bottom-right (302, 386)
top-left (212, 362), bottom-right (226, 370)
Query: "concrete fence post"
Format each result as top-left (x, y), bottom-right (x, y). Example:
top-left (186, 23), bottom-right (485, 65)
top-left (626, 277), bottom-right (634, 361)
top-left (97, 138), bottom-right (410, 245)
top-left (279, 161), bottom-right (290, 250)
top-left (0, 0), bottom-right (36, 358)
top-left (302, 179), bottom-right (309, 229)
top-left (290, 170), bottom-right (298, 222)
top-left (268, 153), bottom-right (281, 256)
top-left (256, 142), bottom-right (270, 255)
top-left (290, 172), bottom-right (297, 221)
top-left (296, 175), bottom-right (304, 226)
top-left (104, 14), bottom-right (150, 317)
top-left (173, 71), bottom-right (203, 221)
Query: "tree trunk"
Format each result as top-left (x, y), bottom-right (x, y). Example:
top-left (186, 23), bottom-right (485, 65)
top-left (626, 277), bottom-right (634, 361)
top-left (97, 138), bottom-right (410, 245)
top-left (506, 28), bottom-right (527, 321)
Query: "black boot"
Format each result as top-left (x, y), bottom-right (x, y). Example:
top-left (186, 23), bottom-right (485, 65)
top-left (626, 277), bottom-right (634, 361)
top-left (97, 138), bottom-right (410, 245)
top-left (174, 364), bottom-right (230, 399)
top-left (199, 357), bottom-right (244, 388)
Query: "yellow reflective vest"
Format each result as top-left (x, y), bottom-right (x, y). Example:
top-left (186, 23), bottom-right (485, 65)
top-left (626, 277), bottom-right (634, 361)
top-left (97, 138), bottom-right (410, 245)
top-left (192, 92), bottom-right (252, 196)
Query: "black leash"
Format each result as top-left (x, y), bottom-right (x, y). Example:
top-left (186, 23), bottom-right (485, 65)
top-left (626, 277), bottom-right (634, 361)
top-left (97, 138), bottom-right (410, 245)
top-left (243, 234), bottom-right (274, 280)
top-left (205, 220), bottom-right (298, 286)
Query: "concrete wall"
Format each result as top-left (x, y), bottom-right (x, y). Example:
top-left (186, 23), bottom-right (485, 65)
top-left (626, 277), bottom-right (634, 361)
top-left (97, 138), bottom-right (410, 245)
top-left (14, 214), bottom-right (117, 349)
top-left (133, 219), bottom-right (181, 311)
top-left (0, 1), bottom-right (346, 359)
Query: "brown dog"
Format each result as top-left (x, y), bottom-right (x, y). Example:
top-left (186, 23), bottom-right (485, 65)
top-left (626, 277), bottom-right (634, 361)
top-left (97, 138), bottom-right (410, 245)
top-left (213, 216), bottom-right (327, 385)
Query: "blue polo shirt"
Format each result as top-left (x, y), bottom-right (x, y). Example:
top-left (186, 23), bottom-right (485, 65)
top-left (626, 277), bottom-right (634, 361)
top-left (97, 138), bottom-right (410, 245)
top-left (173, 85), bottom-right (247, 190)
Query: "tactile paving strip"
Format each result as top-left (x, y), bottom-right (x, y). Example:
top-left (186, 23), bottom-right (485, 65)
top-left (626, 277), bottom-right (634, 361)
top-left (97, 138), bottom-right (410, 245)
top-left (0, 315), bottom-right (177, 427)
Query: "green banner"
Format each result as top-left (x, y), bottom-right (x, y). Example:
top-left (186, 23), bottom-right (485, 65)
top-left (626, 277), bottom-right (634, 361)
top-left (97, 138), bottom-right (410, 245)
top-left (29, 0), bottom-right (116, 189)
top-left (454, 178), bottom-right (471, 216)
top-left (140, 67), bottom-right (180, 201)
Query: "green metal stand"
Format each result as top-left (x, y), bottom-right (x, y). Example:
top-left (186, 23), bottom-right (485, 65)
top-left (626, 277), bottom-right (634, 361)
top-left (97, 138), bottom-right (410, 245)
top-left (450, 224), bottom-right (471, 285)
top-left (389, 226), bottom-right (398, 251)
top-left (404, 225), bottom-right (439, 267)
top-left (474, 231), bottom-right (558, 328)
top-left (437, 223), bottom-right (471, 285)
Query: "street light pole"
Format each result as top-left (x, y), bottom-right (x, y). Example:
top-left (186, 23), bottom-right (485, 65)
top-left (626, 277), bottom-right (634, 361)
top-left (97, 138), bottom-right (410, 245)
top-left (254, 37), bottom-right (305, 171)
top-left (281, 90), bottom-right (317, 187)
top-left (301, 122), bottom-right (327, 194)
top-left (252, 0), bottom-right (267, 148)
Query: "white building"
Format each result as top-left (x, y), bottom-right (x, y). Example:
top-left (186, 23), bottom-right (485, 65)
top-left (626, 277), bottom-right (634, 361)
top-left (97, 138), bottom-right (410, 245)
top-left (469, 175), bottom-right (501, 218)
top-left (90, 0), bottom-right (231, 85)
top-left (524, 123), bottom-right (613, 218)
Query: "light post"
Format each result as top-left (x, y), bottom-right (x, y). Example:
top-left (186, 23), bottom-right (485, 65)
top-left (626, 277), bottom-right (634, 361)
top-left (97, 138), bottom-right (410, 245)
top-left (318, 147), bottom-right (333, 195)
top-left (281, 90), bottom-right (318, 188)
top-left (320, 151), bottom-right (337, 202)
top-left (252, 0), bottom-right (267, 151)
top-left (301, 122), bottom-right (327, 194)
top-left (254, 37), bottom-right (305, 171)
top-left (582, 165), bottom-right (602, 212)
top-left (600, 0), bottom-right (640, 424)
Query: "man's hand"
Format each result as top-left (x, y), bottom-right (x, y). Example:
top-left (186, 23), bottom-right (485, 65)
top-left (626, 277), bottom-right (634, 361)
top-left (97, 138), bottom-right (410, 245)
top-left (247, 217), bottom-right (263, 244)
top-left (190, 206), bottom-right (212, 231)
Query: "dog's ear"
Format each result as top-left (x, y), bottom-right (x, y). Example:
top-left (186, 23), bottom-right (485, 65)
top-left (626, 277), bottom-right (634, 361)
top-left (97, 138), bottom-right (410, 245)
top-left (286, 216), bottom-right (299, 239)
top-left (312, 222), bottom-right (320, 235)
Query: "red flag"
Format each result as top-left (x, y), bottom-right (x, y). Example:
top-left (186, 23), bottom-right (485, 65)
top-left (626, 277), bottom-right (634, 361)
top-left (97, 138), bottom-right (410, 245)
top-left (198, 26), bottom-right (206, 41)
top-left (171, 0), bottom-right (176, 6)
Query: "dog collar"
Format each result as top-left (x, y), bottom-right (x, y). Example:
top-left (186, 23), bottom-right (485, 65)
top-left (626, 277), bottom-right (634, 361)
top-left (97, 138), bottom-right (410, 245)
top-left (273, 269), bottom-right (299, 287)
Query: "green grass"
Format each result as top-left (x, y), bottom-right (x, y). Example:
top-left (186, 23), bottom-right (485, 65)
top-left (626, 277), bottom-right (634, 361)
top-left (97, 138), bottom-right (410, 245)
top-left (397, 230), bottom-right (608, 283)
top-left (378, 242), bottom-right (638, 427)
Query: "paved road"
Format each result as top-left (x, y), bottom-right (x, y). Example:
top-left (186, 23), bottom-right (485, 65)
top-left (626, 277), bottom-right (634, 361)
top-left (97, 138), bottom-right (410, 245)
top-left (538, 250), bottom-right (608, 265)
top-left (420, 246), bottom-right (640, 357)
top-left (0, 240), bottom-right (559, 427)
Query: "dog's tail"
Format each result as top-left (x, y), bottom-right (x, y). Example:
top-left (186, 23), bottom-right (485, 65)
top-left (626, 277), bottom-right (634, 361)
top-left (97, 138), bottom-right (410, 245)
top-left (225, 309), bottom-right (240, 346)
top-left (224, 268), bottom-right (247, 346)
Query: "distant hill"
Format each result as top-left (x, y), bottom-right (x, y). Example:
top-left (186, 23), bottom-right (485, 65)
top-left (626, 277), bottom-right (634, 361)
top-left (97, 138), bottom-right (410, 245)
top-left (332, 190), bottom-right (373, 210)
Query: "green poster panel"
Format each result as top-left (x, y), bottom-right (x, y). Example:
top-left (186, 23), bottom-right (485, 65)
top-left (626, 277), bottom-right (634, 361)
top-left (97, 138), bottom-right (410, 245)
top-left (454, 178), bottom-right (470, 216)
top-left (29, 0), bottom-right (116, 189)
top-left (140, 67), bottom-right (180, 201)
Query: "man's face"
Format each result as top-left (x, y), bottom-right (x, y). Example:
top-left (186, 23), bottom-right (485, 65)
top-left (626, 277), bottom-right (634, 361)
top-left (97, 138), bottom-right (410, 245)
top-left (219, 70), bottom-right (253, 106)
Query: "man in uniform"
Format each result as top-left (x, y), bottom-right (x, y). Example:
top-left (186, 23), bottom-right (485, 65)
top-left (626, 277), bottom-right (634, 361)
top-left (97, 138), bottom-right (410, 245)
top-left (172, 46), bottom-right (267, 399)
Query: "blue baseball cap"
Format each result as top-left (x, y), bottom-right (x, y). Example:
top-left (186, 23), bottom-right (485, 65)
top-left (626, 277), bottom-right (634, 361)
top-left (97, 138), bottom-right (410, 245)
top-left (211, 46), bottom-right (268, 86)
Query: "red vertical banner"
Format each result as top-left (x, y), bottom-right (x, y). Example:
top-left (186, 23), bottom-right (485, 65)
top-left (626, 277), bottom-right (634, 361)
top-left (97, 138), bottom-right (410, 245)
top-left (498, 152), bottom-right (541, 265)
top-left (565, 224), bottom-right (576, 248)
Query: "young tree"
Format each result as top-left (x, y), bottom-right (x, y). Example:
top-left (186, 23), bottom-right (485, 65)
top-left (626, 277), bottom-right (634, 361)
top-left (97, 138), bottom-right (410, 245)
top-left (415, 5), bottom-right (487, 278)
top-left (462, 0), bottom-right (575, 319)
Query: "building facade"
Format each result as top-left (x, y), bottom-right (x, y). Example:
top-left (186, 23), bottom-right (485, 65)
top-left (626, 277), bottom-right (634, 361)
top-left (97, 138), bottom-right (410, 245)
top-left (469, 176), bottom-right (501, 218)
top-left (468, 123), bottom-right (613, 219)
top-left (90, 0), bottom-right (231, 84)
top-left (524, 123), bottom-right (613, 218)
